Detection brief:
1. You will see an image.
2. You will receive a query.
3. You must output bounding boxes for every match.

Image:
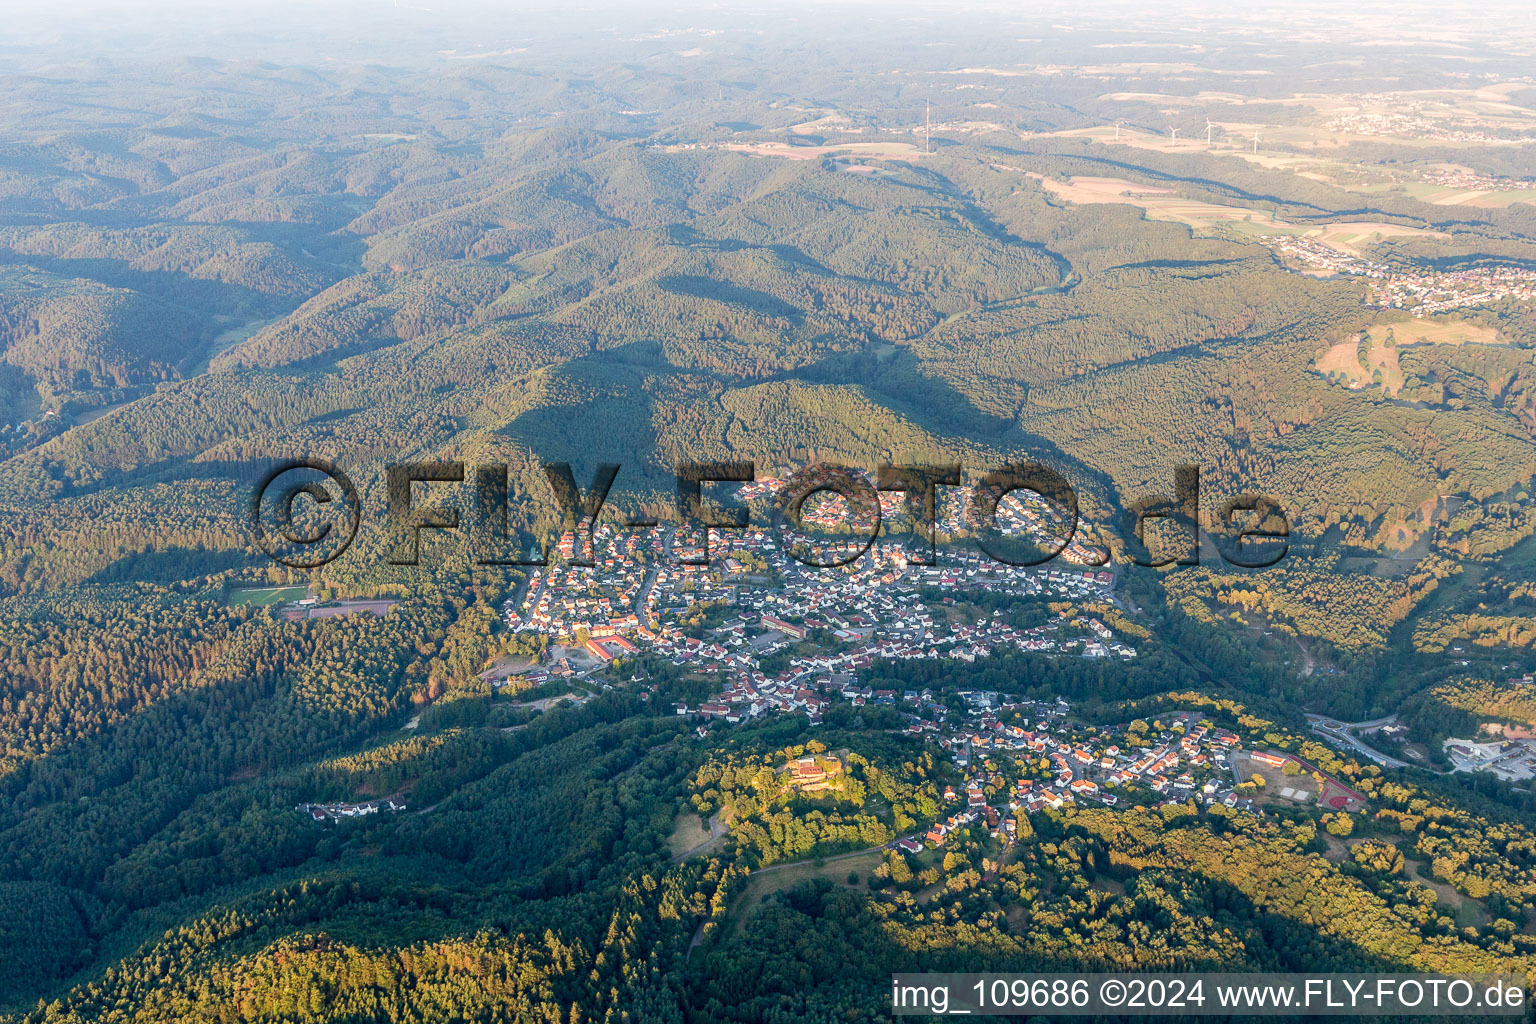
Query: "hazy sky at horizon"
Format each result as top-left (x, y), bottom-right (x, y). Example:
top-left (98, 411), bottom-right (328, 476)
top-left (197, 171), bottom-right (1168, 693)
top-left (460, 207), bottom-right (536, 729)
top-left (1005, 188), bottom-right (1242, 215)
top-left (0, 0), bottom-right (1530, 68)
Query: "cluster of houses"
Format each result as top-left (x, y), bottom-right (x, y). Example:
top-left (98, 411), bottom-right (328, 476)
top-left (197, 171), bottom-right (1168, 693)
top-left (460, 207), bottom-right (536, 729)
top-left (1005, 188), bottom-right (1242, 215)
top-left (933, 488), bottom-right (1104, 566)
top-left (296, 797), bottom-right (407, 823)
top-left (908, 806), bottom-right (992, 851)
top-left (1324, 101), bottom-right (1530, 145)
top-left (663, 551), bottom-right (1128, 728)
top-left (645, 558), bottom-right (741, 624)
top-left (1265, 233), bottom-right (1536, 317)
top-left (887, 698), bottom-right (1266, 851)
top-left (1266, 234), bottom-right (1382, 277)
top-left (1372, 265), bottom-right (1536, 317)
top-left (1420, 168), bottom-right (1536, 193)
top-left (503, 482), bottom-right (1131, 703)
top-left (510, 528), bottom-right (657, 639)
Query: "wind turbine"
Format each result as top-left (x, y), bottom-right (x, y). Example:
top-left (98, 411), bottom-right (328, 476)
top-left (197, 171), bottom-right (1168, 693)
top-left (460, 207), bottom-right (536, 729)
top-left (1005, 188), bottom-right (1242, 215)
top-left (1251, 130), bottom-right (1260, 154)
top-left (1114, 120), bottom-right (1122, 141)
top-left (1205, 119), bottom-right (1216, 146)
top-left (1168, 125), bottom-right (1179, 145)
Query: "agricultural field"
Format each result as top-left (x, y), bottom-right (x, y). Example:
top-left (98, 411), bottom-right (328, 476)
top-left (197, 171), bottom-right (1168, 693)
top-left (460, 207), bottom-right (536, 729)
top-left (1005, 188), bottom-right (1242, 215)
top-left (666, 140), bottom-right (931, 162)
top-left (1035, 173), bottom-right (1281, 230)
top-left (1314, 318), bottom-right (1504, 395)
top-left (1060, 89), bottom-right (1536, 210)
top-left (1307, 221), bottom-right (1449, 255)
top-left (1397, 181), bottom-right (1536, 208)
top-left (1035, 173), bottom-right (1447, 254)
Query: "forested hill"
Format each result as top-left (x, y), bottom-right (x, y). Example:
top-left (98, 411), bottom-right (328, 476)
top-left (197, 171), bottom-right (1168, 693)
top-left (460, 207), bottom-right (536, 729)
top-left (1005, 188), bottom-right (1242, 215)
top-left (4, 86), bottom-right (1535, 572)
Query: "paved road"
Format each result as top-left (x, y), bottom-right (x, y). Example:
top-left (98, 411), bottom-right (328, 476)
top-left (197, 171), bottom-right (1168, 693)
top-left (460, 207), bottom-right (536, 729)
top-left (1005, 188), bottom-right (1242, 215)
top-left (672, 811), bottom-right (728, 862)
top-left (1306, 714), bottom-right (1410, 769)
top-left (635, 526), bottom-right (676, 631)
top-left (509, 693), bottom-right (587, 713)
top-left (503, 574), bottom-right (532, 627)
top-left (1332, 714), bottom-right (1398, 731)
top-left (748, 840), bottom-right (899, 875)
top-left (636, 564), bottom-right (660, 631)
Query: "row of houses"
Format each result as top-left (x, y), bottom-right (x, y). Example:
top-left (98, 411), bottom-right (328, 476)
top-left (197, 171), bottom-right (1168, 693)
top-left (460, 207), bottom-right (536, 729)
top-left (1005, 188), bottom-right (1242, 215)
top-left (297, 797), bottom-right (407, 823)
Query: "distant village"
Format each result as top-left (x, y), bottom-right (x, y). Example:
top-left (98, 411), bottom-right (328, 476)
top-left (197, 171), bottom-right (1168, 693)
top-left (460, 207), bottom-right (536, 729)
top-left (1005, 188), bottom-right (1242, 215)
top-left (1324, 98), bottom-right (1536, 145)
top-left (1419, 168), bottom-right (1536, 193)
top-left (1265, 233), bottom-right (1536, 316)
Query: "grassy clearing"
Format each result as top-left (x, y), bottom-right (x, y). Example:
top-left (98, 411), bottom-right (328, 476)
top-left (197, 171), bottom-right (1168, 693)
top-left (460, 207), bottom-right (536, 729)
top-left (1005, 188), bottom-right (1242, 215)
top-left (228, 585), bottom-right (309, 607)
top-left (1033, 174), bottom-right (1444, 258)
top-left (1315, 334), bottom-right (1403, 393)
top-left (1372, 320), bottom-right (1500, 347)
top-left (1404, 855), bottom-right (1491, 927)
top-left (726, 849), bottom-right (886, 937)
top-left (667, 812), bottom-right (712, 858)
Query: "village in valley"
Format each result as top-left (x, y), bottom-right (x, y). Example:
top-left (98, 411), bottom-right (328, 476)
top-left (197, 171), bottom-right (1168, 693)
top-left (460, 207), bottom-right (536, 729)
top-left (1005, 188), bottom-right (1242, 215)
top-left (497, 474), bottom-right (1129, 716)
top-left (469, 471), bottom-right (1369, 853)
top-left (279, 466), bottom-right (1392, 849)
top-left (282, 471), bottom-right (1374, 848)
top-left (296, 796), bottom-right (410, 823)
top-left (1264, 233), bottom-right (1536, 316)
